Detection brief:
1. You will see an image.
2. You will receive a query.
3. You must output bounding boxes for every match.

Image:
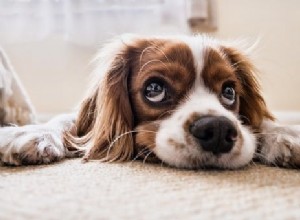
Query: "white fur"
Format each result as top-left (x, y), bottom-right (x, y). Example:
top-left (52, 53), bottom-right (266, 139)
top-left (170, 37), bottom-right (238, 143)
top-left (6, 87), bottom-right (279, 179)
top-left (0, 114), bottom-right (76, 166)
top-left (258, 120), bottom-right (300, 167)
top-left (155, 86), bottom-right (256, 169)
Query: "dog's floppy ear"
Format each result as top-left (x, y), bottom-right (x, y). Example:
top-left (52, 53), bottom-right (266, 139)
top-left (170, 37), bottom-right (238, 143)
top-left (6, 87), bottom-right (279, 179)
top-left (222, 47), bottom-right (274, 130)
top-left (65, 38), bottom-right (135, 162)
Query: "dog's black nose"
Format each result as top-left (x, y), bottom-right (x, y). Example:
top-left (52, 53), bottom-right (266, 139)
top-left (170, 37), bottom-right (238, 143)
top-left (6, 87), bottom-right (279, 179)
top-left (189, 116), bottom-right (237, 155)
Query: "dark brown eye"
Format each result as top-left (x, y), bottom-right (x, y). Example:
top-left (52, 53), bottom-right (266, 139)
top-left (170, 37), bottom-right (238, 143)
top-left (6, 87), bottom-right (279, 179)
top-left (144, 82), bottom-right (166, 103)
top-left (221, 86), bottom-right (235, 106)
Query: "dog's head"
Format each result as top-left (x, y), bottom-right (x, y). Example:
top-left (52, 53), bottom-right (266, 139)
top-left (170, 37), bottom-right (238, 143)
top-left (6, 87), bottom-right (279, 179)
top-left (68, 34), bottom-right (273, 169)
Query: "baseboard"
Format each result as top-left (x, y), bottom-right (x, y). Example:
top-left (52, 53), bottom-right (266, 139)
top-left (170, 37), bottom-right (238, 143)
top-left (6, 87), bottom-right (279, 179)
top-left (274, 111), bottom-right (300, 124)
top-left (37, 113), bottom-right (56, 122)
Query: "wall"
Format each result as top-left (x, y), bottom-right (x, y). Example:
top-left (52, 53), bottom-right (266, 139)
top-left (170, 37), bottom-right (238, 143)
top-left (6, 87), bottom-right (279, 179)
top-left (2, 0), bottom-right (300, 114)
top-left (3, 37), bottom-right (95, 114)
top-left (213, 0), bottom-right (300, 111)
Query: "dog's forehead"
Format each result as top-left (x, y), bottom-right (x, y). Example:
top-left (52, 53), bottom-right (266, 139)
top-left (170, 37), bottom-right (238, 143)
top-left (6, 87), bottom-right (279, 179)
top-left (132, 36), bottom-right (235, 89)
top-left (179, 36), bottom-right (211, 82)
top-left (178, 36), bottom-right (236, 84)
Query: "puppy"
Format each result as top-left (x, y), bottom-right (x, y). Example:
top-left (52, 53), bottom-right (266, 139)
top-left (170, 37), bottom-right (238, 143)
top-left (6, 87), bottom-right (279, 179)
top-left (1, 34), bottom-right (300, 169)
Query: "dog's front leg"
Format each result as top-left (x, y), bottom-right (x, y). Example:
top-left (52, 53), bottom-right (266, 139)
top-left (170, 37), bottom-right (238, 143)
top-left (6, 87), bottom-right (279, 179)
top-left (258, 120), bottom-right (300, 168)
top-left (0, 113), bottom-right (83, 166)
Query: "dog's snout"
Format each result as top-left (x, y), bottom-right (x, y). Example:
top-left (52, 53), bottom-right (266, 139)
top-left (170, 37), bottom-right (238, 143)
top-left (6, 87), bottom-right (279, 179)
top-left (189, 116), bottom-right (237, 155)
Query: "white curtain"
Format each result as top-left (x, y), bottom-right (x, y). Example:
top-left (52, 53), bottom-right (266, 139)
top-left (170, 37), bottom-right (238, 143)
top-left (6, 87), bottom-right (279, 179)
top-left (0, 0), bottom-right (211, 46)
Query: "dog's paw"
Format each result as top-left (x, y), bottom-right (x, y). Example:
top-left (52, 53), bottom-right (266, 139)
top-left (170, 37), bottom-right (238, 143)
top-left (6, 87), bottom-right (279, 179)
top-left (0, 126), bottom-right (67, 166)
top-left (259, 122), bottom-right (300, 168)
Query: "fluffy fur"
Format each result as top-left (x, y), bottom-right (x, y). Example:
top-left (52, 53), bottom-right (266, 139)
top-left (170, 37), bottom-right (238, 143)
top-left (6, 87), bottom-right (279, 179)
top-left (1, 34), bottom-right (300, 169)
top-left (0, 48), bottom-right (36, 126)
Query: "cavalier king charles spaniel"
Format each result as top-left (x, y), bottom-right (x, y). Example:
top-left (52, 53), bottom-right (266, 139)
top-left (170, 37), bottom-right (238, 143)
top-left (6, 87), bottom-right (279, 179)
top-left (1, 34), bottom-right (300, 169)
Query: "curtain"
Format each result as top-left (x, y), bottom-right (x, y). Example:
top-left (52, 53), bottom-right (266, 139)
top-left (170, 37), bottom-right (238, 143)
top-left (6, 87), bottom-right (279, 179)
top-left (0, 0), bottom-right (211, 46)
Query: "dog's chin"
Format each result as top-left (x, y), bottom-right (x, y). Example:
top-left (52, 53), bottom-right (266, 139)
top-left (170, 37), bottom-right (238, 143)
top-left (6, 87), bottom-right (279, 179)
top-left (153, 147), bottom-right (255, 170)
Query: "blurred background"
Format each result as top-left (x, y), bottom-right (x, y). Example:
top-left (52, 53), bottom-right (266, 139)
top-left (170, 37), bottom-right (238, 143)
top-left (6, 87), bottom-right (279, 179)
top-left (0, 0), bottom-right (299, 120)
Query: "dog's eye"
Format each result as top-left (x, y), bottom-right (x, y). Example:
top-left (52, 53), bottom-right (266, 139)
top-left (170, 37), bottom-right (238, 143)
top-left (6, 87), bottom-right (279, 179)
top-left (221, 85), bottom-right (235, 106)
top-left (145, 82), bottom-right (166, 103)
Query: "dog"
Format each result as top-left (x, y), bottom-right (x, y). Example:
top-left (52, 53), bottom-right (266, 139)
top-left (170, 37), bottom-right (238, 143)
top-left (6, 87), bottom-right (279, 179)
top-left (1, 34), bottom-right (300, 169)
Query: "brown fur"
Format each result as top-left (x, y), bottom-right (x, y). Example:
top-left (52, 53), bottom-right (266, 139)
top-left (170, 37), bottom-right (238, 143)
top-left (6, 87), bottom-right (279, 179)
top-left (64, 37), bottom-right (273, 163)
top-left (221, 47), bottom-right (274, 129)
top-left (202, 48), bottom-right (242, 113)
top-left (134, 121), bottom-right (161, 162)
top-left (65, 45), bottom-right (135, 162)
top-left (129, 40), bottom-right (196, 123)
top-left (64, 38), bottom-right (197, 162)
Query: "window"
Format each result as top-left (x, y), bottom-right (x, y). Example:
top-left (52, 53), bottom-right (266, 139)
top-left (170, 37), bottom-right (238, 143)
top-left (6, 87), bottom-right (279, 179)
top-left (0, 0), bottom-right (216, 46)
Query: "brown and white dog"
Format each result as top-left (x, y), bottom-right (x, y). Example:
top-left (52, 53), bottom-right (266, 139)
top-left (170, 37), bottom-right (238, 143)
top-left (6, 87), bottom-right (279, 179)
top-left (1, 34), bottom-right (300, 169)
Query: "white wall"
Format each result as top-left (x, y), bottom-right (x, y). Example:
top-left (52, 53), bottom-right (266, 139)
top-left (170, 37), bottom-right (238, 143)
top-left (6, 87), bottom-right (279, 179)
top-left (214, 0), bottom-right (300, 111)
top-left (2, 0), bottom-right (300, 114)
top-left (3, 37), bottom-right (95, 114)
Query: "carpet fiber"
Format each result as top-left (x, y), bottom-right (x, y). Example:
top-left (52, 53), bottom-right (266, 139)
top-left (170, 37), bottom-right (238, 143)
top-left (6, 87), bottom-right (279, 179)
top-left (1, 159), bottom-right (300, 220)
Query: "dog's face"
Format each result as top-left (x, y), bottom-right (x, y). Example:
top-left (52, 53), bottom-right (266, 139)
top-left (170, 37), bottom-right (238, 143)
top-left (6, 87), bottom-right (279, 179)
top-left (72, 35), bottom-right (273, 169)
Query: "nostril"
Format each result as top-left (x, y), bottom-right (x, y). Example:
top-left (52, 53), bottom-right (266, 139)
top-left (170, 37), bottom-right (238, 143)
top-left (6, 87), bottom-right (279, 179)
top-left (189, 117), bottom-right (219, 153)
top-left (225, 128), bottom-right (238, 143)
top-left (190, 119), bottom-right (216, 142)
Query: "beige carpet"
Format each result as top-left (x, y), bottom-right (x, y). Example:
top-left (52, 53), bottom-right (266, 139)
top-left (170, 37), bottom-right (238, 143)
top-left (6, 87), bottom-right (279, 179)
top-left (1, 159), bottom-right (300, 220)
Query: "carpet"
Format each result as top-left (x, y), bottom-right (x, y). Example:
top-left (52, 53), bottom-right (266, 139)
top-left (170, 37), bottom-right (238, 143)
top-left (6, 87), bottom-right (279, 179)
top-left (1, 159), bottom-right (300, 220)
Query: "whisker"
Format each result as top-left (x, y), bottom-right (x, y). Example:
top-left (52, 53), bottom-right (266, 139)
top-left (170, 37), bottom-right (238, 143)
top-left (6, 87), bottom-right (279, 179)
top-left (255, 132), bottom-right (282, 135)
top-left (157, 109), bottom-right (177, 119)
top-left (160, 160), bottom-right (165, 167)
top-left (139, 59), bottom-right (170, 74)
top-left (132, 141), bottom-right (157, 163)
top-left (249, 160), bottom-right (258, 167)
top-left (231, 59), bottom-right (248, 68)
top-left (131, 148), bottom-right (151, 162)
top-left (140, 46), bottom-right (154, 66)
top-left (106, 129), bottom-right (158, 158)
top-left (143, 151), bottom-right (154, 165)
top-left (148, 43), bottom-right (171, 63)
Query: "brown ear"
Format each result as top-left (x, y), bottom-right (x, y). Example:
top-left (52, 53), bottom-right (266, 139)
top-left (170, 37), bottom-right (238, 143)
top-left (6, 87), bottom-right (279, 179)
top-left (222, 47), bottom-right (274, 130)
top-left (65, 40), bottom-right (135, 162)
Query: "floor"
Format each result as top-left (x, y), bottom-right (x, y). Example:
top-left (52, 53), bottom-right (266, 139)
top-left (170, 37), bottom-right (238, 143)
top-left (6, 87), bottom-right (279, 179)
top-left (1, 159), bottom-right (300, 220)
